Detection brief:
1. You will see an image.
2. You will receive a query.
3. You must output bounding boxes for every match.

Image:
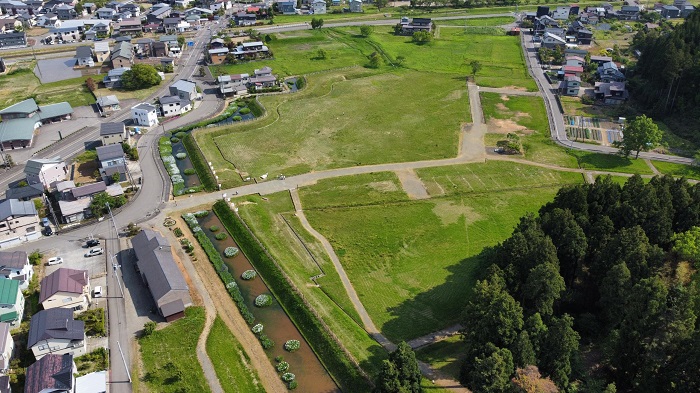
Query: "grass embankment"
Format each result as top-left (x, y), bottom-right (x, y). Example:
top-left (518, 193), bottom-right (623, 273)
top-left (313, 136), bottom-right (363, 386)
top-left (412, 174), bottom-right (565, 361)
top-left (213, 200), bottom-right (371, 391)
top-left (301, 164), bottom-right (583, 341)
top-left (182, 134), bottom-right (217, 191)
top-left (206, 317), bottom-right (266, 393)
top-left (570, 150), bottom-right (654, 175)
top-left (651, 160), bottom-right (700, 180)
top-left (138, 307), bottom-right (208, 392)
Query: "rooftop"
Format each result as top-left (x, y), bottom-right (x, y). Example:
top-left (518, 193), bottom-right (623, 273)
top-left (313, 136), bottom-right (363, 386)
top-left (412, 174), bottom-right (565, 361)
top-left (24, 157), bottom-right (64, 176)
top-left (99, 122), bottom-right (125, 136)
top-left (0, 199), bottom-right (37, 221)
top-left (39, 268), bottom-right (88, 304)
top-left (24, 354), bottom-right (74, 393)
top-left (27, 308), bottom-right (85, 348)
top-left (71, 181), bottom-right (107, 199)
top-left (0, 278), bottom-right (19, 305)
top-left (0, 251), bottom-right (27, 270)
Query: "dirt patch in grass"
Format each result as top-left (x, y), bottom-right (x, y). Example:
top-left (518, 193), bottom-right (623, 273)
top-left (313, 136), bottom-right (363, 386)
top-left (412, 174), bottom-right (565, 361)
top-left (495, 103), bottom-right (508, 111)
top-left (368, 180), bottom-right (399, 192)
top-left (486, 119), bottom-right (531, 134)
top-left (432, 199), bottom-right (483, 226)
top-left (500, 85), bottom-right (529, 91)
top-left (73, 162), bottom-right (99, 183)
top-left (500, 94), bottom-right (509, 101)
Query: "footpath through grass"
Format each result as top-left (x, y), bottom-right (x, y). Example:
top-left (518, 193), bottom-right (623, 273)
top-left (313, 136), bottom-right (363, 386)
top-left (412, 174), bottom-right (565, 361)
top-left (206, 316), bottom-right (266, 393)
top-left (138, 307), bottom-right (208, 392)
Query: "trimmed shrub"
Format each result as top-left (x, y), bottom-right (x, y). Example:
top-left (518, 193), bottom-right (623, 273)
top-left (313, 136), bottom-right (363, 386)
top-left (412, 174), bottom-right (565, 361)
top-left (255, 294), bottom-right (272, 307)
top-left (193, 210), bottom-right (209, 218)
top-left (170, 137), bottom-right (180, 143)
top-left (239, 107), bottom-right (251, 115)
top-left (209, 225), bottom-right (220, 232)
top-left (252, 323), bottom-right (263, 334)
top-left (183, 168), bottom-right (196, 175)
top-left (215, 233), bottom-right (227, 240)
top-left (260, 334), bottom-right (274, 349)
top-left (282, 373), bottom-right (295, 382)
top-left (242, 270), bottom-right (257, 280)
top-left (175, 132), bottom-right (187, 139)
top-left (289, 381), bottom-right (298, 390)
top-left (276, 361), bottom-right (289, 372)
top-left (175, 153), bottom-right (187, 160)
top-left (233, 116), bottom-right (242, 121)
top-left (224, 247), bottom-right (239, 257)
top-left (173, 228), bottom-right (183, 237)
top-left (284, 339), bottom-right (300, 352)
top-left (182, 134), bottom-right (217, 191)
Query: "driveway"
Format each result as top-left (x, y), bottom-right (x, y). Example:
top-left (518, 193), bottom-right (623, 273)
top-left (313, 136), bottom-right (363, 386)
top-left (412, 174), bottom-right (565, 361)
top-left (34, 57), bottom-right (82, 83)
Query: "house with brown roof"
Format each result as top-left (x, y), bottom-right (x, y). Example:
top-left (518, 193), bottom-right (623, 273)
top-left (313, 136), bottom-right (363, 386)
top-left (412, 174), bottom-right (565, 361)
top-left (24, 353), bottom-right (76, 393)
top-left (28, 308), bottom-right (86, 360)
top-left (39, 268), bottom-right (90, 313)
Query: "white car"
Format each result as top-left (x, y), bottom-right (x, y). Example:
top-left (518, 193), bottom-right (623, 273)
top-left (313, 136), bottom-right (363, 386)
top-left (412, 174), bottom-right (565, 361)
top-left (84, 248), bottom-right (104, 257)
top-left (47, 257), bottom-right (63, 266)
top-left (93, 286), bottom-right (103, 298)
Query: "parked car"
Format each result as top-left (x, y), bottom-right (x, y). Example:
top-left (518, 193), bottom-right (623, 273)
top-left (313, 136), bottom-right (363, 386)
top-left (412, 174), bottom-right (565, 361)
top-left (47, 257), bottom-right (63, 266)
top-left (86, 239), bottom-right (100, 247)
top-left (93, 286), bottom-right (103, 298)
top-left (43, 226), bottom-right (53, 236)
top-left (85, 248), bottom-right (104, 257)
top-left (41, 217), bottom-right (50, 227)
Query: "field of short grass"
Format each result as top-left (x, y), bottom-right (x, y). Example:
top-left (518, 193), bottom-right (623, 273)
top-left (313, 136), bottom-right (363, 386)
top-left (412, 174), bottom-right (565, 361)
top-left (570, 150), bottom-right (654, 175)
top-left (138, 307), bottom-right (208, 392)
top-left (416, 161), bottom-right (584, 197)
top-left (299, 171), bottom-right (409, 209)
top-left (303, 185), bottom-right (566, 341)
top-left (233, 192), bottom-right (387, 376)
top-left (416, 335), bottom-right (466, 381)
top-left (480, 92), bottom-right (578, 167)
top-left (206, 316), bottom-right (266, 393)
top-left (208, 69), bottom-right (467, 182)
top-left (651, 161), bottom-right (700, 181)
top-left (435, 16), bottom-right (514, 26)
top-left (0, 67), bottom-right (96, 108)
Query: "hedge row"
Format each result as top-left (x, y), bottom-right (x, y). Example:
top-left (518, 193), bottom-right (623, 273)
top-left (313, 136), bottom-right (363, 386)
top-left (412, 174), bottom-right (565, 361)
top-left (182, 134), bottom-right (217, 191)
top-left (212, 200), bottom-right (370, 391)
top-left (182, 213), bottom-right (255, 325)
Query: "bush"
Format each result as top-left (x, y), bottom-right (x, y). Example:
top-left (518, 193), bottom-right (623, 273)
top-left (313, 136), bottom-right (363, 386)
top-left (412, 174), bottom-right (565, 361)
top-left (215, 233), bottom-right (227, 240)
top-left (184, 168), bottom-right (196, 175)
top-left (171, 137), bottom-right (180, 143)
top-left (224, 247), bottom-right (239, 257)
top-left (175, 132), bottom-right (187, 139)
top-left (209, 225), bottom-right (220, 232)
top-left (233, 116), bottom-right (242, 121)
top-left (255, 294), bottom-right (272, 307)
top-left (28, 250), bottom-right (42, 266)
top-left (252, 323), bottom-right (264, 334)
top-left (289, 381), bottom-right (298, 390)
top-left (242, 269), bottom-right (257, 280)
top-left (175, 153), bottom-right (187, 160)
top-left (193, 210), bottom-right (209, 218)
top-left (261, 336), bottom-right (275, 349)
top-left (239, 107), bottom-right (251, 115)
top-left (284, 339), bottom-right (300, 352)
top-left (295, 77), bottom-right (306, 90)
top-left (282, 373), bottom-right (295, 382)
top-left (276, 361), bottom-right (289, 372)
top-left (173, 228), bottom-right (183, 237)
top-left (143, 321), bottom-right (157, 337)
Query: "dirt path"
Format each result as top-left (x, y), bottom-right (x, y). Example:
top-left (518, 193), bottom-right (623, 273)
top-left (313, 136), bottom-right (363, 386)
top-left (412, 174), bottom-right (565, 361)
top-left (395, 169), bottom-right (430, 199)
top-left (645, 159), bottom-right (660, 175)
top-left (169, 215), bottom-right (288, 393)
top-left (407, 324), bottom-right (463, 350)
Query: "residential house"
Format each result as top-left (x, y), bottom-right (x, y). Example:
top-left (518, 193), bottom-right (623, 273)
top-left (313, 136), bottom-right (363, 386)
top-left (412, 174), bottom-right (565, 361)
top-left (0, 323), bottom-right (12, 375)
top-left (597, 61), bottom-right (625, 82)
top-left (96, 143), bottom-right (127, 183)
top-left (542, 31), bottom-right (566, 48)
top-left (230, 41), bottom-right (269, 60)
top-left (134, 38), bottom-right (155, 57)
top-left (39, 268), bottom-right (90, 312)
top-left (55, 4), bottom-right (77, 20)
top-left (27, 308), bottom-right (86, 360)
top-left (184, 14), bottom-right (201, 26)
top-left (24, 354), bottom-right (76, 393)
top-left (131, 103), bottom-right (158, 127)
top-left (399, 17), bottom-right (432, 35)
top-left (132, 229), bottom-right (193, 321)
top-left (680, 3), bottom-right (695, 17)
top-left (558, 75), bottom-right (581, 96)
top-left (311, 0), bottom-right (326, 14)
top-left (575, 28), bottom-right (593, 45)
top-left (5, 183), bottom-right (44, 202)
top-left (96, 95), bottom-right (120, 115)
top-left (37, 14), bottom-right (60, 28)
top-left (533, 15), bottom-right (559, 34)
top-left (110, 41), bottom-right (134, 68)
top-left (0, 31), bottom-right (26, 48)
top-left (217, 73), bottom-right (249, 95)
top-left (349, 0), bottom-right (362, 12)
top-left (0, 250), bottom-right (34, 290)
top-left (121, 3), bottom-right (140, 17)
top-left (102, 67), bottom-right (130, 88)
top-left (0, 199), bottom-right (40, 249)
top-left (249, 66), bottom-right (277, 90)
top-left (0, 18), bottom-right (20, 33)
top-left (74, 46), bottom-right (94, 67)
top-left (159, 35), bottom-right (180, 57)
top-left (0, 278), bottom-right (23, 325)
top-left (208, 47), bottom-right (229, 64)
top-left (96, 7), bottom-right (115, 20)
top-left (589, 55), bottom-right (612, 66)
top-left (616, 5), bottom-right (640, 20)
top-left (84, 21), bottom-right (111, 41)
top-left (552, 6), bottom-right (571, 20)
top-left (661, 5), bottom-right (680, 18)
top-left (147, 4), bottom-right (171, 23)
top-left (565, 55), bottom-right (585, 67)
top-left (99, 122), bottom-right (128, 146)
top-left (563, 65), bottom-right (583, 77)
top-left (83, 2), bottom-right (96, 14)
top-left (234, 11), bottom-right (257, 26)
top-left (158, 95), bottom-right (192, 117)
top-left (163, 17), bottom-right (181, 33)
top-left (332, 0), bottom-right (341, 5)
top-left (184, 7), bottom-right (213, 17)
top-left (210, 0), bottom-right (232, 12)
top-left (117, 18), bottom-right (142, 36)
top-left (277, 1), bottom-right (296, 14)
top-left (0, 0), bottom-right (30, 15)
top-left (94, 41), bottom-right (111, 63)
top-left (595, 81), bottom-right (628, 104)
top-left (210, 38), bottom-right (225, 49)
top-left (56, 180), bottom-right (123, 223)
top-left (153, 42), bottom-right (168, 57)
top-left (169, 79), bottom-right (197, 101)
top-left (0, 98), bottom-right (72, 150)
top-left (76, 371), bottom-right (107, 393)
top-left (24, 157), bottom-right (67, 189)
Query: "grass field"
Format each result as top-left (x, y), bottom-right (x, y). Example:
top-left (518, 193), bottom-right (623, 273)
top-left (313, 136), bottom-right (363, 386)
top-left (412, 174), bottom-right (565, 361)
top-left (303, 178), bottom-right (570, 341)
top-left (435, 16), bottom-right (514, 26)
top-left (416, 161), bottom-right (584, 197)
top-left (416, 335), bottom-right (466, 381)
top-left (206, 316), bottom-right (266, 393)
top-left (0, 67), bottom-right (96, 108)
top-left (480, 92), bottom-right (578, 167)
top-left (207, 69), bottom-right (467, 182)
top-left (299, 171), bottom-right (409, 209)
top-left (233, 192), bottom-right (387, 377)
top-left (570, 151), bottom-right (654, 175)
top-left (651, 161), bottom-right (700, 180)
top-left (138, 307), bottom-right (208, 392)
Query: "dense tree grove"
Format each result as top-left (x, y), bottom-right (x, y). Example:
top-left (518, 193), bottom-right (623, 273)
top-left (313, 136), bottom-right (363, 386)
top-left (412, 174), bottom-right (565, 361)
top-left (630, 11), bottom-right (700, 139)
top-left (375, 342), bottom-right (422, 393)
top-left (461, 174), bottom-right (700, 392)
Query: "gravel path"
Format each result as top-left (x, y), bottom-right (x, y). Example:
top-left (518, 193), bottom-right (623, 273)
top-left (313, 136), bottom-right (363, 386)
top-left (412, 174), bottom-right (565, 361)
top-left (395, 169), bottom-right (430, 199)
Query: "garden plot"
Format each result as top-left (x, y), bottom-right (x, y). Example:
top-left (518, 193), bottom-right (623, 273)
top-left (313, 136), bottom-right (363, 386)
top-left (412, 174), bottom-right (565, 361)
top-left (564, 115), bottom-right (622, 146)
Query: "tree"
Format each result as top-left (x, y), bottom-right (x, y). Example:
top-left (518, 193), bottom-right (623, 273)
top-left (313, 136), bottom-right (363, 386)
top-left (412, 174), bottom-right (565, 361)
top-left (142, 321), bottom-right (157, 337)
top-left (540, 314), bottom-right (579, 389)
top-left (512, 330), bottom-right (536, 368)
top-left (617, 115), bottom-right (662, 158)
top-left (412, 31), bottom-right (432, 44)
top-left (311, 17), bottom-right (324, 29)
top-left (375, 342), bottom-right (422, 393)
top-left (672, 226), bottom-right (700, 262)
top-left (360, 25), bottom-right (373, 37)
top-left (469, 60), bottom-right (482, 77)
top-left (511, 366), bottom-right (559, 393)
top-left (316, 48), bottom-right (327, 60)
top-left (375, 0), bottom-right (388, 10)
top-left (467, 344), bottom-right (514, 393)
top-left (368, 52), bottom-right (383, 68)
top-left (89, 192), bottom-right (126, 218)
top-left (540, 208), bottom-right (587, 286)
top-left (524, 262), bottom-right (565, 317)
top-left (598, 262), bottom-right (631, 328)
top-left (120, 64), bottom-right (161, 91)
top-left (111, 172), bottom-right (121, 184)
top-left (85, 77), bottom-right (97, 92)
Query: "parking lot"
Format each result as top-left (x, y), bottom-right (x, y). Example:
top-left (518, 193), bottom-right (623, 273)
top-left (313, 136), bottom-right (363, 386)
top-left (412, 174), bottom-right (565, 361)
top-left (34, 57), bottom-right (83, 83)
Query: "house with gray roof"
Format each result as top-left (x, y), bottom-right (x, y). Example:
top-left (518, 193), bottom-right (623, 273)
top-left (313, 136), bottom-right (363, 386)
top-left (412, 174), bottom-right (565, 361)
top-left (103, 67), bottom-right (130, 88)
top-left (0, 31), bottom-right (25, 48)
top-left (0, 250), bottom-right (33, 290)
top-left (169, 79), bottom-right (197, 101)
top-left (39, 268), bottom-right (90, 312)
top-left (110, 41), bottom-right (134, 68)
top-left (24, 157), bottom-right (67, 190)
top-left (55, 4), bottom-right (77, 20)
top-left (131, 103), bottom-right (158, 127)
top-left (96, 144), bottom-right (127, 183)
top-left (96, 95), bottom-right (120, 114)
top-left (132, 229), bottom-right (192, 321)
top-left (28, 308), bottom-right (86, 359)
top-left (100, 122), bottom-right (128, 146)
top-left (5, 183), bottom-right (44, 202)
top-left (96, 6), bottom-right (115, 20)
top-left (24, 353), bottom-right (76, 393)
top-left (159, 95), bottom-right (192, 117)
top-left (0, 199), bottom-right (40, 249)
top-left (57, 180), bottom-right (123, 223)
top-left (75, 46), bottom-right (94, 67)
top-left (0, 98), bottom-right (73, 150)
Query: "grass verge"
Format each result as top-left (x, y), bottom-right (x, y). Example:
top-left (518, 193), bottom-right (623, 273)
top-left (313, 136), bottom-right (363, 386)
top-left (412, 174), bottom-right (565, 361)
top-left (570, 150), bottom-right (654, 174)
top-left (651, 161), bottom-right (700, 180)
top-left (183, 134), bottom-right (218, 191)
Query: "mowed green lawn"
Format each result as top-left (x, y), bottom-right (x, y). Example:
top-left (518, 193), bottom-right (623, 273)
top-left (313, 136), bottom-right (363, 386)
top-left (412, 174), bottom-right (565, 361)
top-left (0, 68), bottom-right (97, 108)
top-left (416, 161), bottom-right (583, 197)
top-left (416, 335), bottom-right (467, 381)
top-left (651, 160), bottom-right (700, 180)
top-left (211, 70), bottom-right (467, 179)
top-left (480, 92), bottom-right (578, 168)
top-left (300, 172), bottom-right (409, 209)
top-left (302, 171), bottom-right (573, 341)
top-left (435, 16), bottom-right (515, 26)
top-left (206, 317), bottom-right (266, 393)
top-left (138, 307), bottom-right (208, 392)
top-left (570, 150), bottom-right (654, 175)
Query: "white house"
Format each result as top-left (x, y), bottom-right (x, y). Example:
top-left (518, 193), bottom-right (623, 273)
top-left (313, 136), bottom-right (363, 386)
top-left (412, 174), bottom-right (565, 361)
top-left (349, 0), bottom-right (362, 12)
top-left (311, 0), bottom-right (326, 14)
top-left (0, 199), bottom-right (40, 249)
top-left (159, 96), bottom-right (192, 117)
top-left (75, 45), bottom-right (94, 67)
top-left (39, 268), bottom-right (90, 313)
top-left (0, 250), bottom-right (34, 290)
top-left (24, 157), bottom-right (67, 189)
top-left (0, 322), bottom-right (13, 375)
top-left (0, 278), bottom-right (24, 326)
top-left (131, 103), bottom-right (159, 127)
top-left (27, 308), bottom-right (86, 360)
